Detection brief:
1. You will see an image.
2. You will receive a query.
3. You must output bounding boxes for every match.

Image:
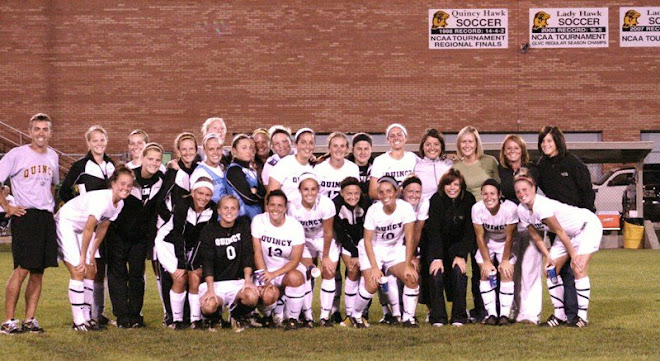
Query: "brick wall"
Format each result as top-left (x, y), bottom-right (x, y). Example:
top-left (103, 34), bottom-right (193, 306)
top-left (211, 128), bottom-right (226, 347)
top-left (0, 1), bottom-right (658, 154)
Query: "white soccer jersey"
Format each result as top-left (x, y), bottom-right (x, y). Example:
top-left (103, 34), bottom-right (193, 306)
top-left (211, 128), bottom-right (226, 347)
top-left (56, 189), bottom-right (124, 232)
top-left (364, 199), bottom-right (416, 247)
top-left (0, 145), bottom-right (59, 212)
top-left (412, 198), bottom-right (430, 222)
top-left (287, 195), bottom-right (336, 240)
top-left (261, 153), bottom-right (282, 186)
top-left (268, 155), bottom-right (313, 201)
top-left (370, 151), bottom-right (418, 183)
top-left (190, 162), bottom-right (224, 186)
top-left (472, 200), bottom-right (518, 242)
top-left (313, 159), bottom-right (360, 199)
top-left (251, 213), bottom-right (305, 272)
top-left (518, 195), bottom-right (591, 237)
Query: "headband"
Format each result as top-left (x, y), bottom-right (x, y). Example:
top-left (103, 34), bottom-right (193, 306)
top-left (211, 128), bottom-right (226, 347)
top-left (295, 128), bottom-right (315, 143)
top-left (377, 175), bottom-right (399, 190)
top-left (352, 133), bottom-right (373, 147)
top-left (386, 123), bottom-right (407, 138)
top-left (192, 180), bottom-right (214, 192)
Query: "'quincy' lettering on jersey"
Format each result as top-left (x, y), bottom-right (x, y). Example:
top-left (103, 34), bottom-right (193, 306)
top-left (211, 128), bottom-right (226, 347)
top-left (215, 233), bottom-right (241, 246)
top-left (262, 236), bottom-right (292, 247)
top-left (299, 219), bottom-right (323, 228)
top-left (376, 222), bottom-right (403, 232)
top-left (484, 223), bottom-right (506, 232)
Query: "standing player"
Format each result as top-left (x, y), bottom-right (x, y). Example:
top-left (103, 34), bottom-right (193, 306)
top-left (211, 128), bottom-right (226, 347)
top-left (225, 134), bottom-right (265, 220)
top-left (515, 175), bottom-right (601, 327)
top-left (472, 179), bottom-right (519, 326)
top-left (287, 173), bottom-right (338, 327)
top-left (347, 133), bottom-right (374, 200)
top-left (190, 133), bottom-right (227, 204)
top-left (313, 132), bottom-right (359, 199)
top-left (198, 195), bottom-right (259, 333)
top-left (352, 176), bottom-right (419, 327)
top-left (368, 123), bottom-right (418, 199)
top-left (56, 165), bottom-right (134, 331)
top-left (0, 113), bottom-right (59, 334)
top-left (251, 190), bottom-right (307, 330)
top-left (268, 128), bottom-right (315, 202)
top-left (59, 125), bottom-right (116, 327)
top-left (261, 126), bottom-right (293, 187)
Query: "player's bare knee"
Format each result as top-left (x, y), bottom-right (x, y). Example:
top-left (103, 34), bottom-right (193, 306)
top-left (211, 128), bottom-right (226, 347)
top-left (261, 286), bottom-right (279, 305)
top-left (284, 270), bottom-right (305, 287)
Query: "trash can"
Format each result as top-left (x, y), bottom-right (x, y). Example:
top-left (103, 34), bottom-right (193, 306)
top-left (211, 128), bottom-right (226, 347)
top-left (623, 219), bottom-right (644, 249)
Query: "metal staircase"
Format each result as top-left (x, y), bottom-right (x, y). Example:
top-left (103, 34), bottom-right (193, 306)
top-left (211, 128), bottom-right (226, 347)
top-left (0, 120), bottom-right (76, 180)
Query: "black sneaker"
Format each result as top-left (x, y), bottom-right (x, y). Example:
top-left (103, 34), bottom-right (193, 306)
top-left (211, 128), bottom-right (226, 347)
top-left (97, 314), bottom-right (112, 327)
top-left (172, 321), bottom-right (186, 330)
top-left (498, 316), bottom-right (513, 326)
top-left (300, 319), bottom-right (314, 329)
top-left (567, 317), bottom-right (588, 328)
top-left (388, 316), bottom-right (401, 326)
top-left (261, 315), bottom-right (275, 329)
top-left (86, 319), bottom-right (101, 331)
top-left (116, 319), bottom-right (132, 329)
top-left (1, 319), bottom-right (23, 335)
top-left (319, 318), bottom-right (334, 327)
top-left (21, 318), bottom-right (44, 333)
top-left (331, 311), bottom-right (343, 324)
top-left (379, 313), bottom-right (394, 325)
top-left (482, 315), bottom-right (499, 326)
top-left (539, 315), bottom-right (567, 328)
top-left (402, 319), bottom-right (419, 328)
top-left (349, 317), bottom-right (364, 329)
top-left (131, 320), bottom-right (146, 329)
top-left (284, 318), bottom-right (298, 331)
top-left (72, 323), bottom-right (89, 332)
top-left (190, 320), bottom-right (206, 330)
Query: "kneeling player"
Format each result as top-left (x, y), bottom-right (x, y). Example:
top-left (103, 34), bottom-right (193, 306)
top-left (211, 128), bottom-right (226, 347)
top-left (198, 195), bottom-right (259, 333)
top-left (352, 176), bottom-right (419, 327)
top-left (56, 165), bottom-right (134, 331)
top-left (472, 179), bottom-right (519, 326)
top-left (287, 173), bottom-right (339, 327)
top-left (251, 190), bottom-right (307, 330)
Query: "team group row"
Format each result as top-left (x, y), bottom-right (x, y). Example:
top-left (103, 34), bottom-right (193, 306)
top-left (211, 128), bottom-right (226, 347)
top-left (0, 114), bottom-right (598, 334)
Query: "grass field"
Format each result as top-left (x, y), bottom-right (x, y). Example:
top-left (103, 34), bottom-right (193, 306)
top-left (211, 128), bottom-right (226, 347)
top-left (0, 249), bottom-right (658, 360)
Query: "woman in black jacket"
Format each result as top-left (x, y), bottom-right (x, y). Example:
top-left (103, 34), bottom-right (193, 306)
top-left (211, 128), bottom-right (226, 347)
top-left (422, 168), bottom-right (476, 327)
top-left (536, 126), bottom-right (594, 326)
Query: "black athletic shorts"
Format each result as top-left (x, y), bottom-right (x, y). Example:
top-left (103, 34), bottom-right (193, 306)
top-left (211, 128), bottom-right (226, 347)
top-left (11, 209), bottom-right (58, 272)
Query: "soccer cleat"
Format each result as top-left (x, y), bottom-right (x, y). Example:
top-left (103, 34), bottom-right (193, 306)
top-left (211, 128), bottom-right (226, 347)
top-left (388, 316), bottom-right (400, 326)
top-left (402, 319), bottom-right (419, 328)
top-left (230, 317), bottom-right (245, 333)
top-left (131, 320), bottom-right (146, 329)
top-left (173, 321), bottom-right (187, 330)
top-left (498, 316), bottom-right (513, 326)
top-left (300, 319), bottom-right (314, 329)
top-left (567, 317), bottom-right (588, 328)
top-left (190, 320), bottom-right (206, 330)
top-left (539, 315), bottom-right (567, 328)
top-left (331, 311), bottom-right (343, 324)
top-left (361, 317), bottom-right (370, 328)
top-left (86, 319), bottom-right (101, 331)
top-left (261, 315), bottom-right (276, 329)
top-left (319, 318), bottom-right (334, 327)
top-left (482, 315), bottom-right (499, 326)
top-left (339, 317), bottom-right (354, 328)
top-left (21, 318), bottom-right (44, 333)
top-left (349, 317), bottom-right (364, 329)
top-left (1, 319), bottom-right (23, 335)
top-left (97, 314), bottom-right (114, 328)
top-left (72, 323), bottom-right (89, 332)
top-left (116, 319), bottom-right (132, 329)
top-left (284, 318), bottom-right (298, 331)
top-left (379, 313), bottom-right (395, 325)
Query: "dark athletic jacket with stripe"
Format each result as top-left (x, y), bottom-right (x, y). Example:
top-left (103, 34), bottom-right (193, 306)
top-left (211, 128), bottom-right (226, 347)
top-left (59, 151), bottom-right (115, 203)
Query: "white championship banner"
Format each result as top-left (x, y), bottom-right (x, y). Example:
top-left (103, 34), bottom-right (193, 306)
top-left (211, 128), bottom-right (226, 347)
top-left (529, 8), bottom-right (608, 48)
top-left (620, 7), bottom-right (660, 47)
top-left (429, 9), bottom-right (508, 49)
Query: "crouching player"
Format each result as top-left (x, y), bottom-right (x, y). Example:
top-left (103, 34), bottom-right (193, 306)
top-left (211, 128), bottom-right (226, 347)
top-left (251, 190), bottom-right (307, 330)
top-left (56, 165), bottom-right (134, 331)
top-left (198, 195), bottom-right (258, 333)
top-left (352, 176), bottom-right (419, 327)
top-left (515, 175), bottom-right (601, 327)
top-left (472, 179), bottom-right (519, 326)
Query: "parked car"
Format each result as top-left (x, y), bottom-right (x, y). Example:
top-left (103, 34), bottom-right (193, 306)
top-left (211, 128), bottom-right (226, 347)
top-left (593, 164), bottom-right (660, 222)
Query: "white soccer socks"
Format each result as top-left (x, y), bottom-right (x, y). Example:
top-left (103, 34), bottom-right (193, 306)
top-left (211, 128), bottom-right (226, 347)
top-left (189, 293), bottom-right (201, 322)
top-left (170, 290), bottom-right (187, 322)
top-left (575, 277), bottom-right (591, 321)
top-left (387, 276), bottom-right (401, 318)
top-left (302, 279), bottom-right (314, 321)
top-left (343, 279), bottom-right (359, 317)
top-left (499, 281), bottom-right (514, 318)
top-left (480, 280), bottom-right (497, 317)
top-left (319, 278), bottom-right (336, 320)
top-left (68, 279), bottom-right (86, 326)
top-left (547, 276), bottom-right (567, 321)
top-left (82, 279), bottom-right (94, 322)
top-left (284, 284), bottom-right (306, 321)
top-left (352, 280), bottom-right (374, 319)
top-left (401, 286), bottom-right (419, 322)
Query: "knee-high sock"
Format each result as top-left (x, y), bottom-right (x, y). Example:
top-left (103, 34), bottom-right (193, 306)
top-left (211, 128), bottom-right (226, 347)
top-left (344, 279), bottom-right (359, 317)
top-left (320, 278), bottom-right (336, 320)
top-left (83, 279), bottom-right (94, 322)
top-left (274, 296), bottom-right (285, 317)
top-left (92, 280), bottom-right (105, 319)
top-left (69, 279), bottom-right (86, 326)
top-left (480, 280), bottom-right (497, 317)
top-left (352, 279), bottom-right (374, 319)
top-left (499, 281), bottom-right (515, 318)
top-left (386, 276), bottom-right (401, 318)
top-left (377, 286), bottom-right (390, 315)
top-left (260, 301), bottom-right (276, 316)
top-left (547, 276), bottom-right (566, 321)
top-left (170, 290), bottom-right (186, 322)
top-left (189, 293), bottom-right (201, 322)
top-left (302, 279), bottom-right (313, 320)
top-left (575, 277), bottom-right (591, 321)
top-left (332, 277), bottom-right (342, 314)
top-left (284, 284), bottom-right (306, 321)
top-left (402, 285), bottom-right (419, 322)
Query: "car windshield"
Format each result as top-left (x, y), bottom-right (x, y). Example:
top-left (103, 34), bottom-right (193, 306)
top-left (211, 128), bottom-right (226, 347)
top-left (594, 171), bottom-right (613, 186)
top-left (644, 170), bottom-right (660, 185)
